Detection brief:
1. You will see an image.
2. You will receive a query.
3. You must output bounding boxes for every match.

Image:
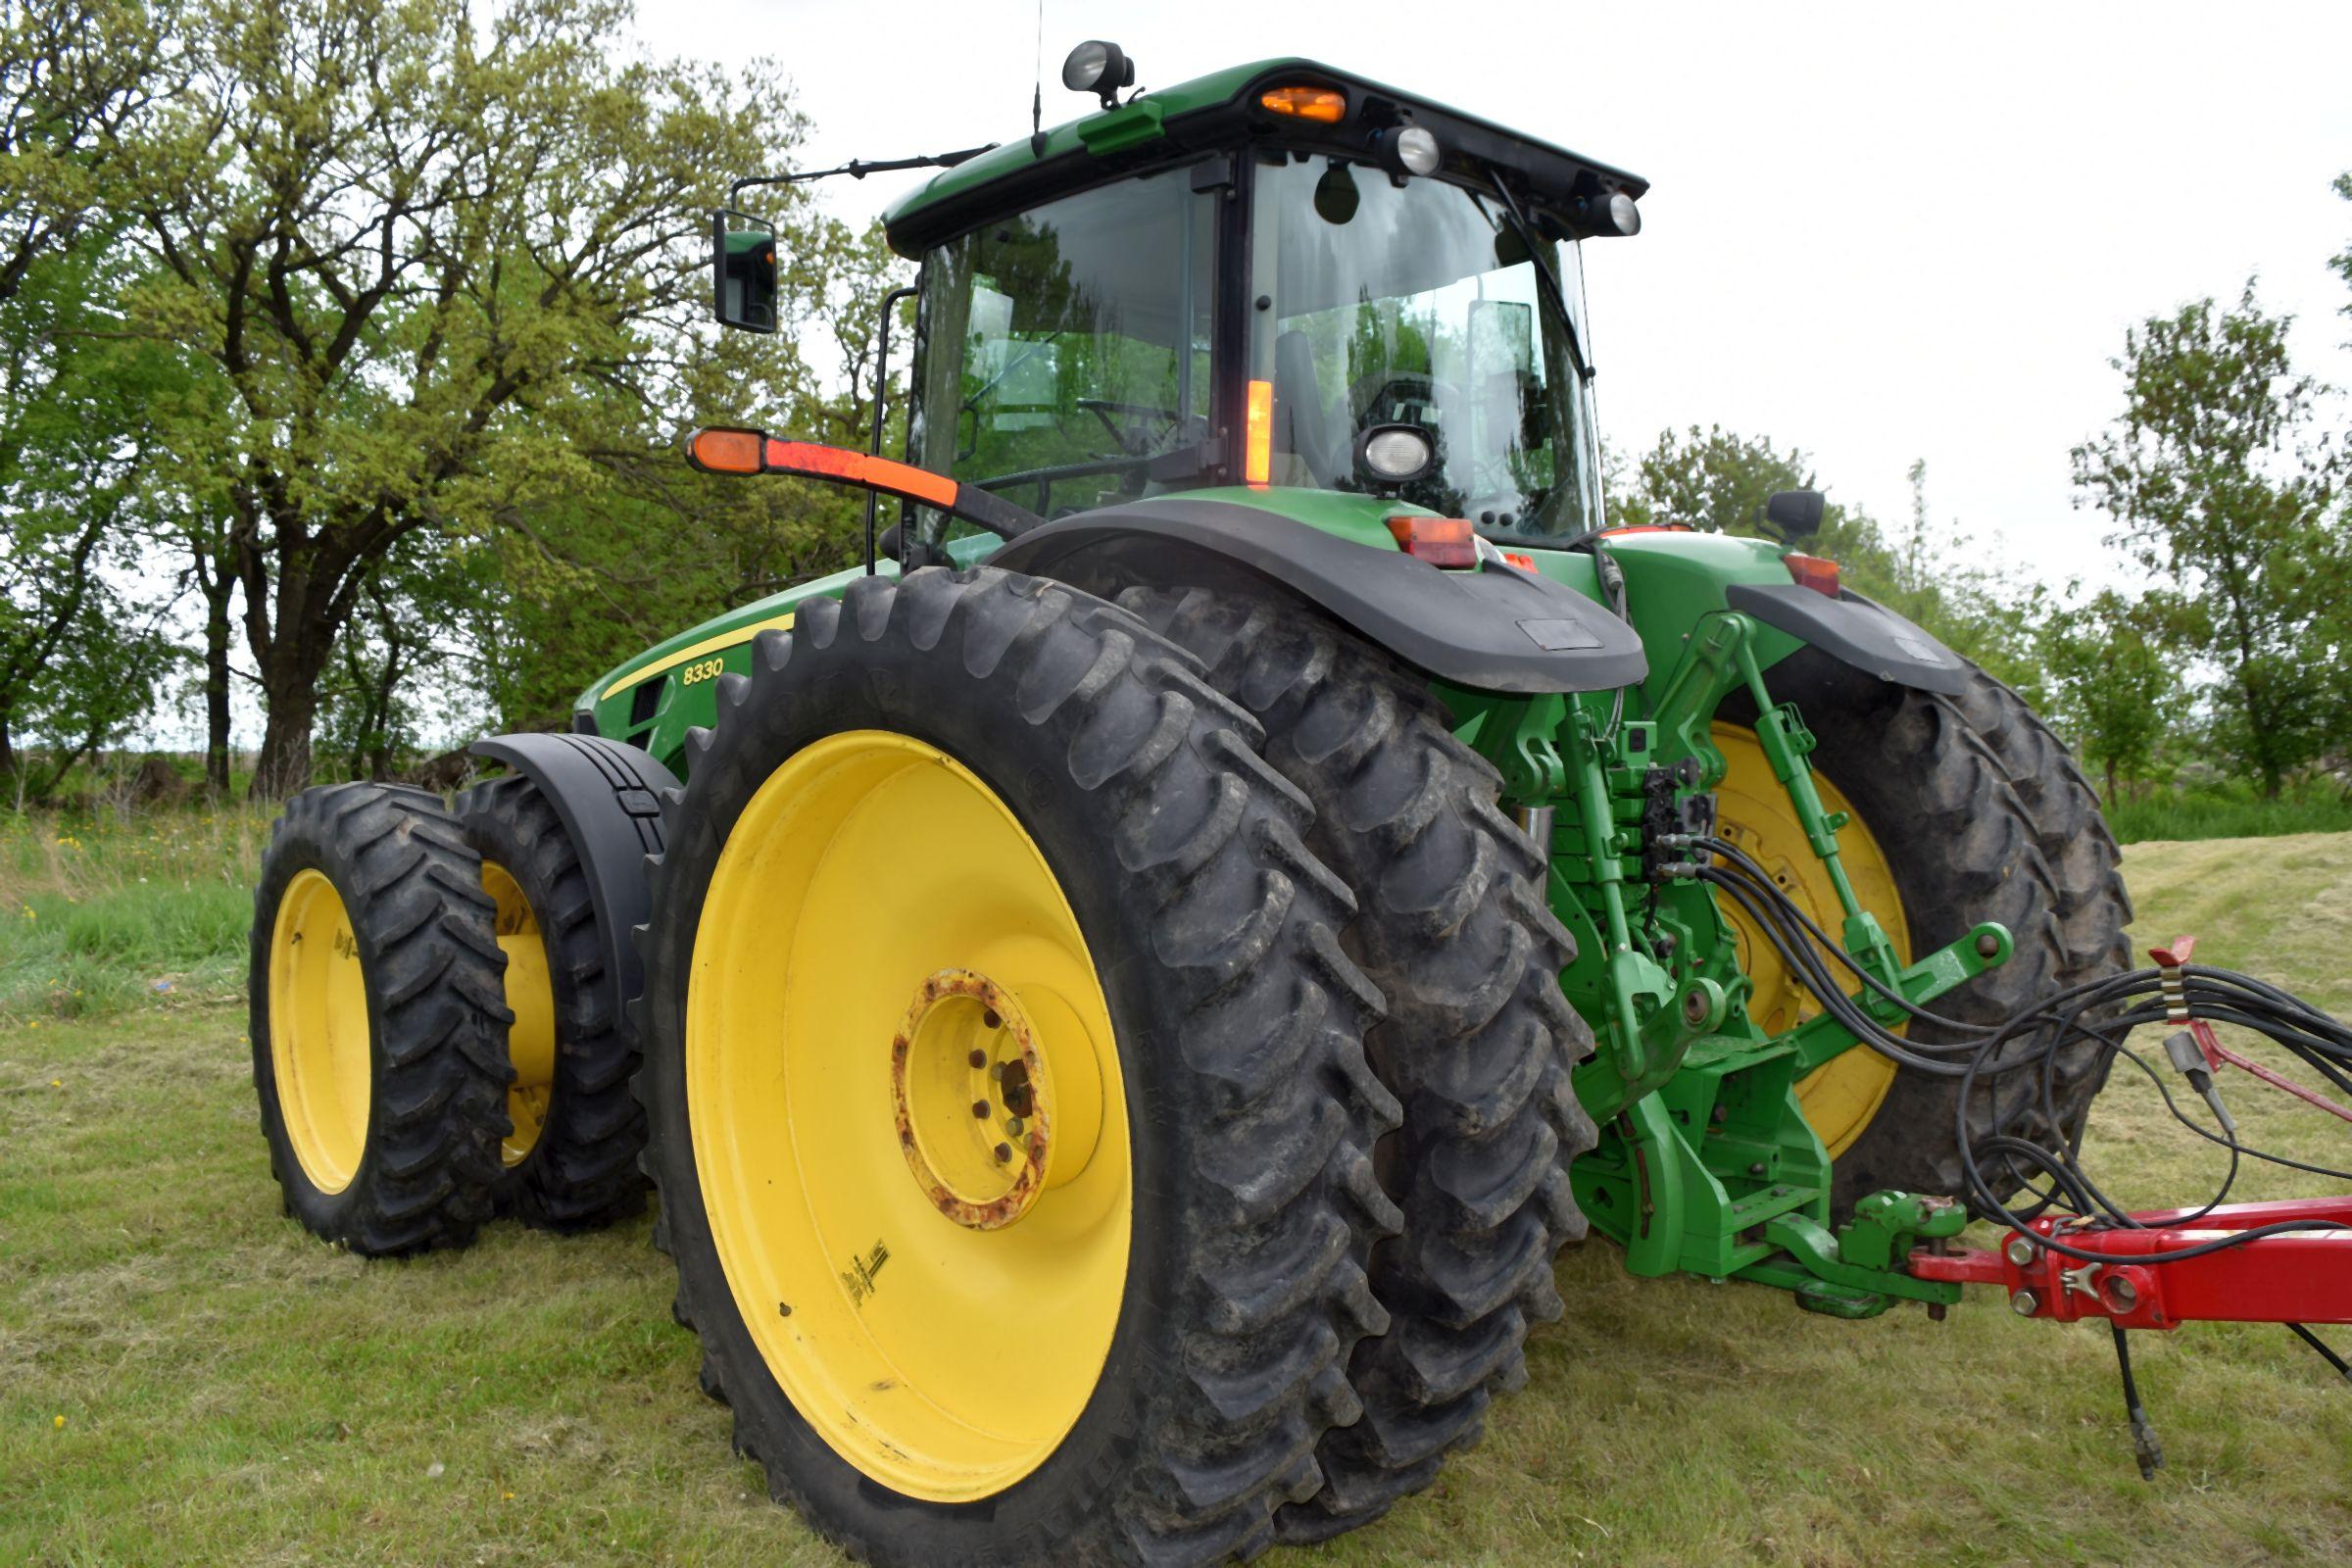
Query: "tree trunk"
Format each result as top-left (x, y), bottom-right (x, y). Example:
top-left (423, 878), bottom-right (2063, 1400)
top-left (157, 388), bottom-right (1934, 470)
top-left (202, 569), bottom-right (234, 795)
top-left (250, 653), bottom-right (326, 800)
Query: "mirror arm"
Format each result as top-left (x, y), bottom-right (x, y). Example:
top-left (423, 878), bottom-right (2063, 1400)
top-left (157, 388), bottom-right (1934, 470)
top-left (727, 144), bottom-right (999, 208)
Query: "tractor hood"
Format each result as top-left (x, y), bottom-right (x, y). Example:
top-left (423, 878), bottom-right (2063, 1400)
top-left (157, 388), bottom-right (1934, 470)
top-left (883, 57), bottom-right (1648, 253)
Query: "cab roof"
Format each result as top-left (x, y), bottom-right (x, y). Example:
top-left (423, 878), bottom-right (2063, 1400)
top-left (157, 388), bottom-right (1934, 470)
top-left (880, 56), bottom-right (1648, 255)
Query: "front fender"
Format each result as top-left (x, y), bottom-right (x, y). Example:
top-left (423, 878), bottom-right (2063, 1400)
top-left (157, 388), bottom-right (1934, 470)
top-left (467, 733), bottom-right (679, 1022)
top-left (987, 497), bottom-right (1648, 694)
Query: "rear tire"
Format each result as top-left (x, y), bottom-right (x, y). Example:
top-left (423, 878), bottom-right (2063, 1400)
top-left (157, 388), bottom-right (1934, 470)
top-left (633, 566), bottom-right (1402, 1566)
top-left (249, 783), bottom-right (513, 1255)
top-left (1121, 587), bottom-right (1595, 1543)
top-left (456, 774), bottom-right (646, 1231)
top-left (1723, 651), bottom-right (2133, 1214)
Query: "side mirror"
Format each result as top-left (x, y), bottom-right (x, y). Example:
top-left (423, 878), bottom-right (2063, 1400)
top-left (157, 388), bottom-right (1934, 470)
top-left (711, 209), bottom-right (778, 333)
top-left (1762, 488), bottom-right (1825, 543)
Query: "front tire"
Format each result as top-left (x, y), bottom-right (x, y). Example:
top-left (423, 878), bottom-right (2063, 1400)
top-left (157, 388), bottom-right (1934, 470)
top-left (455, 774), bottom-right (646, 1231)
top-left (633, 567), bottom-right (1402, 1566)
top-left (249, 783), bottom-right (513, 1255)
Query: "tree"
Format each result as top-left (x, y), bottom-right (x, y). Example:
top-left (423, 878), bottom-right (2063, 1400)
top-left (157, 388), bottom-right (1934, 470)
top-left (2032, 585), bottom-right (2180, 802)
top-left (2072, 286), bottom-right (2345, 796)
top-left (129, 0), bottom-right (820, 795)
top-left (0, 0), bottom-right (177, 306)
top-left (1611, 424), bottom-right (2037, 685)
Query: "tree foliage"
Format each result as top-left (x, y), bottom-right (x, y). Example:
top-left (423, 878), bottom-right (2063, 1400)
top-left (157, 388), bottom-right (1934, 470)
top-left (2072, 286), bottom-right (2346, 795)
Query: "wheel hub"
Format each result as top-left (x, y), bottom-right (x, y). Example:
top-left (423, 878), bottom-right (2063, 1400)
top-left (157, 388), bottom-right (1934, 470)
top-left (890, 968), bottom-right (1102, 1230)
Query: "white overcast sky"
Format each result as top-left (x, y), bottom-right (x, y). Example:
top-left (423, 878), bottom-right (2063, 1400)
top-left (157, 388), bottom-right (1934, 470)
top-left (646, 0), bottom-right (2352, 594)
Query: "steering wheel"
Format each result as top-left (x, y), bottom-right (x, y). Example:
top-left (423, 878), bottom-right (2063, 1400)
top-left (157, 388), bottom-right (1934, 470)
top-left (1076, 397), bottom-right (1187, 457)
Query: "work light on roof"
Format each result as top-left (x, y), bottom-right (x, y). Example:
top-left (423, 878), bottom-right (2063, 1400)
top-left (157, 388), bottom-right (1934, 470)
top-left (1373, 123), bottom-right (1442, 182)
top-left (1599, 189), bottom-right (1641, 236)
top-left (1062, 40), bottom-right (1135, 110)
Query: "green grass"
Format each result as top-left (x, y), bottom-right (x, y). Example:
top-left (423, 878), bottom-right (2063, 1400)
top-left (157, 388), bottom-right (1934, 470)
top-left (2105, 781), bottom-right (2352, 845)
top-left (3, 825), bottom-right (2349, 1564)
top-left (0, 808), bottom-right (268, 1020)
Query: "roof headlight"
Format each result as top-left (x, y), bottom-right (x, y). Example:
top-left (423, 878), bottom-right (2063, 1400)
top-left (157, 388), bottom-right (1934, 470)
top-left (1061, 40), bottom-right (1135, 109)
top-left (1373, 123), bottom-right (1443, 181)
top-left (1599, 189), bottom-right (1641, 236)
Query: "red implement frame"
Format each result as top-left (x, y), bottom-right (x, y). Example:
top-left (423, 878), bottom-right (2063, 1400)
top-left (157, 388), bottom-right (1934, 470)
top-left (1911, 933), bottom-right (2352, 1331)
top-left (1910, 1198), bottom-right (2352, 1329)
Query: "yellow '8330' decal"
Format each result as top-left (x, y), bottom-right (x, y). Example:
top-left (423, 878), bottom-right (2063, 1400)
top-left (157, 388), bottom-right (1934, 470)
top-left (678, 657), bottom-right (727, 687)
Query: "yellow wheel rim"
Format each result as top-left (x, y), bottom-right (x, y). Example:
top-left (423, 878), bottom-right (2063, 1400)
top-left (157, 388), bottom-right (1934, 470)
top-left (268, 868), bottom-right (372, 1194)
top-left (687, 730), bottom-right (1131, 1503)
top-left (1710, 722), bottom-right (1912, 1157)
top-left (484, 861), bottom-right (556, 1166)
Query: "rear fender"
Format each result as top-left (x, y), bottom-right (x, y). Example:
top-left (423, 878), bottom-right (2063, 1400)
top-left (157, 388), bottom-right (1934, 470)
top-left (988, 497), bottom-right (1648, 695)
top-left (1728, 583), bottom-right (1969, 696)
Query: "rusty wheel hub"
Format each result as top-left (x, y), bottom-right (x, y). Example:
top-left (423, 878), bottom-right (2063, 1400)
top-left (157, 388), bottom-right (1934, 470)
top-left (889, 968), bottom-right (1102, 1230)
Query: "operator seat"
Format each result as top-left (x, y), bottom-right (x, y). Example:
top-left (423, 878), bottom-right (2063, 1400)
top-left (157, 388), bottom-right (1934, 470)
top-left (1273, 329), bottom-right (1338, 485)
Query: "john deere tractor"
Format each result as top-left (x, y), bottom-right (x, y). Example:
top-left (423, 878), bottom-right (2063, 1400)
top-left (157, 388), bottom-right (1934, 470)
top-left (249, 47), bottom-right (2130, 1566)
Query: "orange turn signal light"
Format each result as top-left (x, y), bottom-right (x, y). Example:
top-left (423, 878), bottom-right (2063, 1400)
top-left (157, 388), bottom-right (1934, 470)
top-left (688, 426), bottom-right (764, 475)
top-left (1386, 514), bottom-right (1477, 568)
top-left (1259, 85), bottom-right (1346, 123)
top-left (1244, 379), bottom-right (1274, 487)
top-left (1785, 553), bottom-right (1840, 598)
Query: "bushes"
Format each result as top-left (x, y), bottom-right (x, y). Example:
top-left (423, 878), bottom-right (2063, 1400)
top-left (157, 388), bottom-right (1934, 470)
top-left (2103, 779), bottom-right (2352, 845)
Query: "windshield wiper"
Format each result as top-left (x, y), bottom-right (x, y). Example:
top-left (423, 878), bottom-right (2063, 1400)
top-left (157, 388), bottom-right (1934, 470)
top-left (1483, 172), bottom-right (1595, 384)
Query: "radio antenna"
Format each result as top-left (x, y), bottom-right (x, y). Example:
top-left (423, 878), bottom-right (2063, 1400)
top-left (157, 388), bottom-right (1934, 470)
top-left (1029, 0), bottom-right (1047, 157)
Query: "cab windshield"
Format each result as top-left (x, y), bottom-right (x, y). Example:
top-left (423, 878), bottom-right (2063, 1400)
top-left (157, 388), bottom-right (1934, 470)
top-left (905, 152), bottom-right (1602, 543)
top-left (1250, 156), bottom-right (1600, 540)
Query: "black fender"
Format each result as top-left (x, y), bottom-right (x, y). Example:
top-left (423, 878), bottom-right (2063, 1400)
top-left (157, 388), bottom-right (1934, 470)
top-left (986, 497), bottom-right (1647, 694)
top-left (467, 733), bottom-right (679, 1022)
top-left (1728, 582), bottom-right (1971, 696)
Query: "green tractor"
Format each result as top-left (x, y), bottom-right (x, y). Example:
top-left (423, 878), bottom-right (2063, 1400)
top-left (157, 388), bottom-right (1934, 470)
top-left (249, 46), bottom-right (2130, 1566)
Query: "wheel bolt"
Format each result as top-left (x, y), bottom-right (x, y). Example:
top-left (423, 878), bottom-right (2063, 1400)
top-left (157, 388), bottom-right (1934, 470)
top-left (1004, 1116), bottom-right (1025, 1137)
top-left (983, 1009), bottom-right (1002, 1029)
top-left (971, 1101), bottom-right (991, 1118)
top-left (967, 1049), bottom-right (987, 1068)
top-left (994, 1143), bottom-right (1012, 1163)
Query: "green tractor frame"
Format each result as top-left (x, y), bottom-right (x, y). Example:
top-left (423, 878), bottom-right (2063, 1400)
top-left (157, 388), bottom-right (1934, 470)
top-left (250, 48), bottom-right (2178, 1565)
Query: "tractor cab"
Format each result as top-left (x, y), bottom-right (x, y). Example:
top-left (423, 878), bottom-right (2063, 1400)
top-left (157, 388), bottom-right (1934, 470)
top-left (716, 55), bottom-right (1647, 556)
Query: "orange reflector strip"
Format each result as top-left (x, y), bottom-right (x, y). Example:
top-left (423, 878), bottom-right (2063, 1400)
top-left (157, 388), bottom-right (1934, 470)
top-left (1502, 551), bottom-right (1537, 571)
top-left (688, 426), bottom-right (764, 475)
top-left (1385, 514), bottom-right (1478, 568)
top-left (1785, 553), bottom-right (1841, 598)
top-left (763, 440), bottom-right (959, 509)
top-left (1259, 85), bottom-right (1346, 122)
top-left (1245, 379), bottom-right (1273, 487)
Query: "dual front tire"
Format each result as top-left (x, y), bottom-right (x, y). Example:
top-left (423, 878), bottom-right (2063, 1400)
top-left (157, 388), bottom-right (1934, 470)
top-left (250, 777), bottom-right (644, 1255)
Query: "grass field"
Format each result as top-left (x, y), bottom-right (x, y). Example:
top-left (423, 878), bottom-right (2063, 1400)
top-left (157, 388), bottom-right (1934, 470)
top-left (3, 819), bottom-right (2349, 1565)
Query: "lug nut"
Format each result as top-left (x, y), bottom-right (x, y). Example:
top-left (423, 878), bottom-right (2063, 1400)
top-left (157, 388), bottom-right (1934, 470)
top-left (983, 1009), bottom-right (1002, 1029)
top-left (967, 1049), bottom-right (987, 1068)
top-left (1004, 1116), bottom-right (1025, 1138)
top-left (2005, 1235), bottom-right (2039, 1268)
top-left (2010, 1290), bottom-right (2039, 1317)
top-left (994, 1143), bottom-right (1012, 1163)
top-left (971, 1101), bottom-right (991, 1118)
